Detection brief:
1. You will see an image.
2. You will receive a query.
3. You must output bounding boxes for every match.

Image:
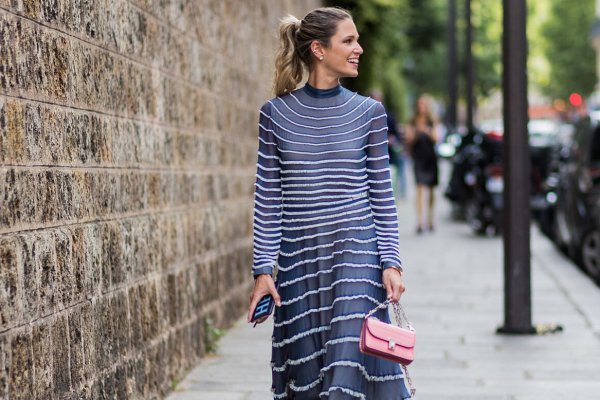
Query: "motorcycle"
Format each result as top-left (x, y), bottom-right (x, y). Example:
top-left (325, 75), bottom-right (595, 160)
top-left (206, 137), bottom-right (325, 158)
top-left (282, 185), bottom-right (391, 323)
top-left (446, 128), bottom-right (503, 235)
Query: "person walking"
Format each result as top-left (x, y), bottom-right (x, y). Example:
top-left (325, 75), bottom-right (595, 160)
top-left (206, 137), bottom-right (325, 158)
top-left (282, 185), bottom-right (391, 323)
top-left (370, 90), bottom-right (407, 199)
top-left (406, 95), bottom-right (438, 234)
top-left (246, 7), bottom-right (411, 400)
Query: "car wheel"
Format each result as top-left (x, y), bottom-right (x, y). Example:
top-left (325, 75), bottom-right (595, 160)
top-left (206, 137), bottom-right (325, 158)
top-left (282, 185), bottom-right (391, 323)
top-left (580, 230), bottom-right (600, 282)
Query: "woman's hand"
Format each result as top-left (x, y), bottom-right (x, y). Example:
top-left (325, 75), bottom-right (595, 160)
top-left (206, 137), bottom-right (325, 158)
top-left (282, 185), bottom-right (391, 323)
top-left (382, 267), bottom-right (405, 303)
top-left (247, 274), bottom-right (281, 324)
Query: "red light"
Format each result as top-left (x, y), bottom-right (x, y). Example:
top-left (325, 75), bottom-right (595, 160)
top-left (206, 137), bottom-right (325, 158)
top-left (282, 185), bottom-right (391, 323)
top-left (569, 92), bottom-right (583, 107)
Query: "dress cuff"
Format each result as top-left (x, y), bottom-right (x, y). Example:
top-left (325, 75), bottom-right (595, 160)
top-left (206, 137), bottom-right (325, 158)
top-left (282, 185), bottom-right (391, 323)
top-left (252, 266), bottom-right (274, 278)
top-left (382, 260), bottom-right (403, 271)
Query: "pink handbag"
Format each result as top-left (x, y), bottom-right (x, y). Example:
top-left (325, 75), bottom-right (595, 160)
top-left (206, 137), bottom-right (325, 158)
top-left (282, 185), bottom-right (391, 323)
top-left (359, 299), bottom-right (416, 396)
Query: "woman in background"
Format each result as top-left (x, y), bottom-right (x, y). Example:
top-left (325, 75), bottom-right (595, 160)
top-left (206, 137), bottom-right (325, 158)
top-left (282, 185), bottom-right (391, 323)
top-left (407, 95), bottom-right (438, 234)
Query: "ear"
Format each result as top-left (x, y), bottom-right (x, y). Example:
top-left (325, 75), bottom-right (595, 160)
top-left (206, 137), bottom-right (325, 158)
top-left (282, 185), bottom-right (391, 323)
top-left (310, 40), bottom-right (324, 60)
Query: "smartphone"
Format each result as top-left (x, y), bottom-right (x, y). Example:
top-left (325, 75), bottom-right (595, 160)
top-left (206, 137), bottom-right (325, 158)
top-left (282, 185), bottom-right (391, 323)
top-left (251, 293), bottom-right (275, 325)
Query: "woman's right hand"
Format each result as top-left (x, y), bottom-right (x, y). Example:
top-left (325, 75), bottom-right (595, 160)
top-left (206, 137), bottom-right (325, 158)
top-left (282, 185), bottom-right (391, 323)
top-left (247, 274), bottom-right (281, 324)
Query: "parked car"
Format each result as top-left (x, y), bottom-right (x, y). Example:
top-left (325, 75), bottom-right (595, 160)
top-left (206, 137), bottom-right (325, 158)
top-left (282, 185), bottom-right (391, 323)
top-left (532, 122), bottom-right (575, 239)
top-left (552, 116), bottom-right (600, 283)
top-left (529, 118), bottom-right (560, 221)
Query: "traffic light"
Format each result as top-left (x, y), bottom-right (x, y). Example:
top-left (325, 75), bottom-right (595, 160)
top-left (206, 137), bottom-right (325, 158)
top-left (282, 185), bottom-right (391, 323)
top-left (569, 92), bottom-right (583, 107)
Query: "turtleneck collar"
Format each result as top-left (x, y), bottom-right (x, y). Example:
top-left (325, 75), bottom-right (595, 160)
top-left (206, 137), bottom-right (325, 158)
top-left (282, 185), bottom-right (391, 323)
top-left (303, 82), bottom-right (342, 98)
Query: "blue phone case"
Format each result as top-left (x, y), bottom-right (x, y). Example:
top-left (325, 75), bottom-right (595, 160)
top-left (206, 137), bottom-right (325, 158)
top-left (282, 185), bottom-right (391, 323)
top-left (251, 293), bottom-right (275, 322)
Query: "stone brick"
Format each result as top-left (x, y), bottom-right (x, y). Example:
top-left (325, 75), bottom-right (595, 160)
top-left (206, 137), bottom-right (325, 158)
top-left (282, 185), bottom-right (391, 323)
top-left (100, 221), bottom-right (125, 290)
top-left (0, 16), bottom-right (18, 92)
top-left (111, 291), bottom-right (131, 359)
top-left (52, 315), bottom-right (71, 397)
top-left (15, 234), bottom-right (40, 322)
top-left (145, 280), bottom-right (159, 341)
top-left (167, 329), bottom-right (183, 383)
top-left (128, 285), bottom-right (144, 353)
top-left (0, 334), bottom-right (9, 399)
top-left (0, 100), bottom-right (25, 163)
top-left (78, 302), bottom-right (97, 383)
top-left (0, 237), bottom-right (20, 330)
top-left (68, 306), bottom-right (84, 391)
top-left (0, 1), bottom-right (321, 399)
top-left (9, 332), bottom-right (33, 399)
top-left (31, 322), bottom-right (53, 398)
top-left (82, 224), bottom-right (102, 297)
top-left (146, 339), bottom-right (169, 397)
top-left (53, 227), bottom-right (76, 307)
top-left (93, 298), bottom-right (113, 372)
top-left (125, 355), bottom-right (146, 398)
top-left (37, 231), bottom-right (58, 316)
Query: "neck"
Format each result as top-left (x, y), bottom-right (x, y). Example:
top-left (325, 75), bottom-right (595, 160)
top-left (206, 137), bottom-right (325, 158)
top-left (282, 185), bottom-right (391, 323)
top-left (307, 70), bottom-right (340, 90)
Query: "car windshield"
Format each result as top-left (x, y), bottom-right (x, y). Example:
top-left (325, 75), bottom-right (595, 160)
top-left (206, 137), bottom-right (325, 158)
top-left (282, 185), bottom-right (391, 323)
top-left (529, 119), bottom-right (558, 147)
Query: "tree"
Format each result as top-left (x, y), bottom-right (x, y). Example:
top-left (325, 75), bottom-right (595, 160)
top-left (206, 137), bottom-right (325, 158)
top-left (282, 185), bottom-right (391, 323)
top-left (328, 0), bottom-right (411, 118)
top-left (541, 0), bottom-right (597, 100)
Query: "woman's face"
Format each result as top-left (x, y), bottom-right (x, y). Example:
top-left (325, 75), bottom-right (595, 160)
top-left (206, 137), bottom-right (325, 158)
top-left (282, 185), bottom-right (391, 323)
top-left (320, 18), bottom-right (363, 78)
top-left (417, 97), bottom-right (428, 114)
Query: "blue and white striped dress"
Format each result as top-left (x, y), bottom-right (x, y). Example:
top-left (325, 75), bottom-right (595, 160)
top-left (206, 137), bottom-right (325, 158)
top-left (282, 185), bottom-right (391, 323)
top-left (252, 83), bottom-right (411, 400)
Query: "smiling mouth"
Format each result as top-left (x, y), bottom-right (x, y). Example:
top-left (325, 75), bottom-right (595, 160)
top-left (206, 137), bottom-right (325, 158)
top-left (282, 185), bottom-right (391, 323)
top-left (348, 58), bottom-right (359, 65)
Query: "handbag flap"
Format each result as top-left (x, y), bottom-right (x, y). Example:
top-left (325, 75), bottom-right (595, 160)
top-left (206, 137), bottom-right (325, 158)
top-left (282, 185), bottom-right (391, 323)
top-left (364, 317), bottom-right (416, 348)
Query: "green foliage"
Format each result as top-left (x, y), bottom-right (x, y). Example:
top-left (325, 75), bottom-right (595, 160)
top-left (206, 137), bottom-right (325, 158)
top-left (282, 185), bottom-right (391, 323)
top-left (203, 316), bottom-right (225, 354)
top-left (471, 0), bottom-right (502, 99)
top-left (541, 0), bottom-right (597, 99)
top-left (405, 0), bottom-right (447, 99)
top-left (329, 0), bottom-right (450, 119)
top-left (330, 0), bottom-right (410, 118)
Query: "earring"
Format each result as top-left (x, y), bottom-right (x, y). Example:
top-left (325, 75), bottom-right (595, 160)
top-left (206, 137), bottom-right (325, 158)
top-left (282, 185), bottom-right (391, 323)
top-left (319, 56), bottom-right (324, 61)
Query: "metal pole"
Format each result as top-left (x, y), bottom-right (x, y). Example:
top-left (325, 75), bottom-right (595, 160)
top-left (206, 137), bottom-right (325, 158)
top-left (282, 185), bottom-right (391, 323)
top-left (596, 0), bottom-right (600, 89)
top-left (498, 0), bottom-right (534, 334)
top-left (465, 0), bottom-right (475, 132)
top-left (447, 0), bottom-right (458, 130)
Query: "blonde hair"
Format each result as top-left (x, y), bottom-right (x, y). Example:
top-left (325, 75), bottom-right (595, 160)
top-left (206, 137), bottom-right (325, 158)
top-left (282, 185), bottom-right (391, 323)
top-left (411, 94), bottom-right (436, 127)
top-left (273, 7), bottom-right (352, 97)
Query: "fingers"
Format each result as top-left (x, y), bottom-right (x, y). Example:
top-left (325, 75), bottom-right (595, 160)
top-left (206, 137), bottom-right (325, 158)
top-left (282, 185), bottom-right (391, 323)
top-left (267, 279), bottom-right (282, 307)
top-left (392, 282), bottom-right (406, 303)
top-left (247, 295), bottom-right (260, 323)
top-left (383, 268), bottom-right (405, 303)
top-left (385, 282), bottom-right (393, 301)
top-left (387, 280), bottom-right (405, 303)
top-left (247, 275), bottom-right (280, 323)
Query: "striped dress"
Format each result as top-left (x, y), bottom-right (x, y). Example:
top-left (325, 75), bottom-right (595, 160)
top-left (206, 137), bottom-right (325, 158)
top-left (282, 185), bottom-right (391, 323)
top-left (252, 83), bottom-right (411, 400)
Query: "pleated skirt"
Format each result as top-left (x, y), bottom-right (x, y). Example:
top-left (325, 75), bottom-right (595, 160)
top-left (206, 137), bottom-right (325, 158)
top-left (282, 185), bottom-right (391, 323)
top-left (271, 194), bottom-right (412, 399)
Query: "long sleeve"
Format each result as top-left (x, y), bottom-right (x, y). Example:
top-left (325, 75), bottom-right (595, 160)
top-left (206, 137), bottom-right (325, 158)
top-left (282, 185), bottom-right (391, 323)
top-left (366, 102), bottom-right (403, 270)
top-left (251, 102), bottom-right (282, 277)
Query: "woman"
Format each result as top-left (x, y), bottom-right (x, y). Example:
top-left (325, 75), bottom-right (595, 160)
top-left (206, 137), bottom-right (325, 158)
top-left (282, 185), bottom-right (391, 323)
top-left (247, 7), bottom-right (410, 399)
top-left (406, 95), bottom-right (438, 234)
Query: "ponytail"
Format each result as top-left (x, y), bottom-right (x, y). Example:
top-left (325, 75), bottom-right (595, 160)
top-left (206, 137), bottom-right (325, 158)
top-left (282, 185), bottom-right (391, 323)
top-left (272, 8), bottom-right (352, 97)
top-left (274, 15), bottom-right (304, 97)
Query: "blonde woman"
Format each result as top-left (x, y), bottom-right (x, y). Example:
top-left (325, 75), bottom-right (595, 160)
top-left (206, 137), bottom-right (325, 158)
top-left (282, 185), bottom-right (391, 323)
top-left (247, 7), bottom-right (411, 399)
top-left (406, 95), bottom-right (438, 234)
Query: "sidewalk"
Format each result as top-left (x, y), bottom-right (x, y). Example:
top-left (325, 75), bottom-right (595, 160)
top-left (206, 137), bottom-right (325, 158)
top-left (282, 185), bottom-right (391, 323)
top-left (168, 164), bottom-right (600, 400)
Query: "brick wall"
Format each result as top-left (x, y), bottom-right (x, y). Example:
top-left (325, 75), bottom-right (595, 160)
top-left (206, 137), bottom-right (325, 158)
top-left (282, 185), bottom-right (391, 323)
top-left (0, 0), bottom-right (319, 398)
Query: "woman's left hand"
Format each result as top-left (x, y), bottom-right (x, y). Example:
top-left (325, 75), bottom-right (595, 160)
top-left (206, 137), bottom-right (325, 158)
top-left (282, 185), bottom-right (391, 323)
top-left (383, 267), bottom-right (405, 303)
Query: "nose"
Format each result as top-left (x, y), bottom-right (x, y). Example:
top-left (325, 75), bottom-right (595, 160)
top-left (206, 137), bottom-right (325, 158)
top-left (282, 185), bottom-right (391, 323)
top-left (354, 43), bottom-right (363, 55)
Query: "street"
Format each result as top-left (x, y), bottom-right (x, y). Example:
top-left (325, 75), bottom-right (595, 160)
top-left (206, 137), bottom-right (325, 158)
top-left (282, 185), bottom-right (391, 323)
top-left (168, 160), bottom-right (600, 400)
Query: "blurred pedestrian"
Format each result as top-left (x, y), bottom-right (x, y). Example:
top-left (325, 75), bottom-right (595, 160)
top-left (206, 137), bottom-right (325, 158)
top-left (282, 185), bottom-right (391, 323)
top-left (371, 90), bottom-right (408, 199)
top-left (407, 94), bottom-right (438, 234)
top-left (246, 7), bottom-right (412, 399)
